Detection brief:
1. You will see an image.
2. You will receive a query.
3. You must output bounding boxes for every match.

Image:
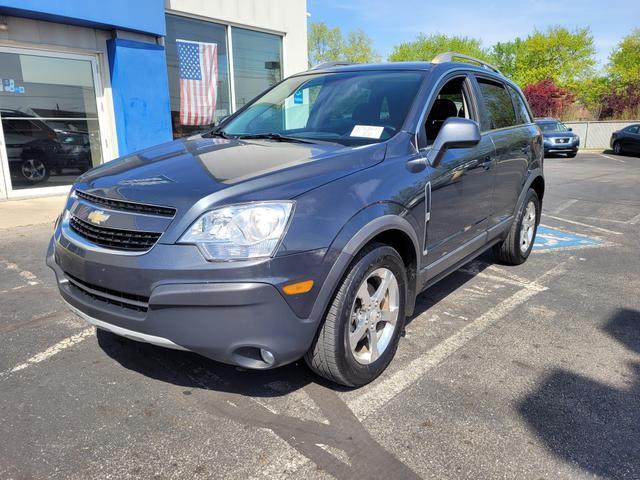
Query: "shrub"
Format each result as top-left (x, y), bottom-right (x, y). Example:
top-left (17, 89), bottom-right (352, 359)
top-left (522, 80), bottom-right (575, 118)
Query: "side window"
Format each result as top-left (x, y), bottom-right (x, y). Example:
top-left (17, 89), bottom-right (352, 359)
top-left (627, 126), bottom-right (639, 134)
top-left (423, 76), bottom-right (471, 145)
top-left (477, 78), bottom-right (517, 131)
top-left (508, 85), bottom-right (532, 125)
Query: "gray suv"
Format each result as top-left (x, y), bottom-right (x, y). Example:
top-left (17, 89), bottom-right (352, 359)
top-left (47, 53), bottom-right (544, 387)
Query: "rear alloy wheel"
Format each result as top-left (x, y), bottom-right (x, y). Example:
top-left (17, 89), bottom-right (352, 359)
top-left (20, 157), bottom-right (50, 184)
top-left (493, 188), bottom-right (540, 265)
top-left (305, 243), bottom-right (407, 387)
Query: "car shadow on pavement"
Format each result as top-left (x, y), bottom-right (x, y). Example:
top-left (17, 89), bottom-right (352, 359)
top-left (92, 255), bottom-right (496, 480)
top-left (97, 330), bottom-right (421, 479)
top-left (406, 252), bottom-right (493, 327)
top-left (518, 308), bottom-right (640, 479)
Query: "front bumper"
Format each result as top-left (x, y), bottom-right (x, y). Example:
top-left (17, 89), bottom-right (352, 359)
top-left (543, 138), bottom-right (579, 153)
top-left (47, 233), bottom-right (329, 369)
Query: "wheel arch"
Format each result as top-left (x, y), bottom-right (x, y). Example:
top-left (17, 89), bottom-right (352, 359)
top-left (309, 206), bottom-right (422, 326)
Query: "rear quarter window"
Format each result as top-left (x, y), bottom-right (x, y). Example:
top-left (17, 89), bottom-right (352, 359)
top-left (507, 85), bottom-right (532, 125)
top-left (476, 78), bottom-right (517, 131)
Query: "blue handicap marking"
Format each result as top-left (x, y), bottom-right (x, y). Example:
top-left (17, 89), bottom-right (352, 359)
top-left (533, 226), bottom-right (601, 251)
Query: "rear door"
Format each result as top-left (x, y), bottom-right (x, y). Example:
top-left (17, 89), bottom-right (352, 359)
top-left (473, 76), bottom-right (531, 233)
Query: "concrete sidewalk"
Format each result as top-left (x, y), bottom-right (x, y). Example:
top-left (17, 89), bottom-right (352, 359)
top-left (0, 196), bottom-right (66, 229)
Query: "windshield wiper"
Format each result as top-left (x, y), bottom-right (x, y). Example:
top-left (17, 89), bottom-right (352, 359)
top-left (235, 133), bottom-right (317, 144)
top-left (202, 127), bottom-right (231, 139)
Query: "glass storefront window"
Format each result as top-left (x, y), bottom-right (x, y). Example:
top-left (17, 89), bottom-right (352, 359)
top-left (165, 14), bottom-right (231, 139)
top-left (232, 28), bottom-right (283, 110)
top-left (0, 51), bottom-right (102, 191)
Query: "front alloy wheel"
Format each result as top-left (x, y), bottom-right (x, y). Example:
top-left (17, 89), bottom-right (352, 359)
top-left (305, 243), bottom-right (407, 387)
top-left (349, 268), bottom-right (400, 365)
top-left (519, 201), bottom-right (537, 253)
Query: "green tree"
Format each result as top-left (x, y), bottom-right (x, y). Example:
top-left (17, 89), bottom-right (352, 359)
top-left (573, 76), bottom-right (613, 119)
top-left (307, 22), bottom-right (379, 66)
top-left (608, 29), bottom-right (640, 84)
top-left (509, 26), bottom-right (596, 87)
top-left (489, 39), bottom-right (523, 79)
top-left (388, 34), bottom-right (488, 63)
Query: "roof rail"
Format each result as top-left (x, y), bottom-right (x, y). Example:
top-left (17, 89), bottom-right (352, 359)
top-left (309, 61), bottom-right (354, 71)
top-left (431, 52), bottom-right (502, 75)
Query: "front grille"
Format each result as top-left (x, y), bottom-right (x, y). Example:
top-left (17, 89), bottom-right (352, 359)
top-left (66, 273), bottom-right (149, 312)
top-left (70, 215), bottom-right (162, 252)
top-left (76, 190), bottom-right (176, 217)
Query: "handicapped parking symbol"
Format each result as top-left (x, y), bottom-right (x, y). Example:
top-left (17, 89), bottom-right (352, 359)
top-left (533, 226), bottom-right (601, 251)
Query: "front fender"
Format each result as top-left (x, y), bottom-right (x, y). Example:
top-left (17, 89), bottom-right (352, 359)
top-left (308, 203), bottom-right (422, 325)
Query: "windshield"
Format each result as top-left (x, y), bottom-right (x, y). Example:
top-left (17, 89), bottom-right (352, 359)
top-left (537, 121), bottom-right (569, 133)
top-left (221, 71), bottom-right (425, 145)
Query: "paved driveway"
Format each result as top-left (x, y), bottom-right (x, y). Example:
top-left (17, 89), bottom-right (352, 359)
top-left (1, 151), bottom-right (639, 479)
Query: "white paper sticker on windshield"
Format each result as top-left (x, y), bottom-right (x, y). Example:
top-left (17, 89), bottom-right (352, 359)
top-left (350, 125), bottom-right (384, 139)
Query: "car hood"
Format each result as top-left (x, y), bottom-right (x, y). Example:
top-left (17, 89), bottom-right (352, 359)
top-left (75, 136), bottom-right (387, 213)
top-left (542, 131), bottom-right (577, 139)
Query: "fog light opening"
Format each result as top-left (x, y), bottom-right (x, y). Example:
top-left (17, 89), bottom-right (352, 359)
top-left (260, 348), bottom-right (275, 366)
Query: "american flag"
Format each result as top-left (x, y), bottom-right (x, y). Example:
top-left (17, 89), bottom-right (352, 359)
top-left (176, 39), bottom-right (218, 126)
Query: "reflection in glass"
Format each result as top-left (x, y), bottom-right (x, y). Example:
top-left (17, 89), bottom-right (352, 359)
top-left (165, 14), bottom-right (231, 139)
top-left (0, 51), bottom-right (102, 190)
top-left (232, 28), bottom-right (283, 109)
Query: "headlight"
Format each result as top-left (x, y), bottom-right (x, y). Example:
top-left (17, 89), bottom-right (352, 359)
top-left (179, 201), bottom-right (294, 261)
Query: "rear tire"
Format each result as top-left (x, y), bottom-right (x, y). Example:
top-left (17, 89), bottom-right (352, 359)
top-left (493, 188), bottom-right (540, 265)
top-left (305, 243), bottom-right (407, 387)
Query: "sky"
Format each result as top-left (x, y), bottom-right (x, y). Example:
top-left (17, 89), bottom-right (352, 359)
top-left (306, 0), bottom-right (640, 68)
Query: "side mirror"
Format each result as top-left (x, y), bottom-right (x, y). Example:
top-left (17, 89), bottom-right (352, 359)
top-left (427, 117), bottom-right (481, 168)
top-left (567, 127), bottom-right (573, 131)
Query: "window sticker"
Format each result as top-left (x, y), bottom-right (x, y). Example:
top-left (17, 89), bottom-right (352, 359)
top-left (350, 125), bottom-right (384, 139)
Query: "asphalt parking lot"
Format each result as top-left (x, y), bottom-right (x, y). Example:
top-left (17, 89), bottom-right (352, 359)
top-left (1, 151), bottom-right (639, 480)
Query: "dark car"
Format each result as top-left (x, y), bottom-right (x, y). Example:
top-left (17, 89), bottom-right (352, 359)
top-left (2, 110), bottom-right (92, 184)
top-left (47, 53), bottom-right (544, 387)
top-left (535, 118), bottom-right (580, 157)
top-left (610, 124), bottom-right (640, 156)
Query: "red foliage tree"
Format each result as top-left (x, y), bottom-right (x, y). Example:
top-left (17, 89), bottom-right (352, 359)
top-left (599, 82), bottom-right (640, 119)
top-left (522, 80), bottom-right (575, 118)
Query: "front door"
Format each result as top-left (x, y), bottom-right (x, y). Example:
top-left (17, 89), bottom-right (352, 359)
top-left (418, 75), bottom-right (496, 277)
top-left (0, 46), bottom-right (109, 199)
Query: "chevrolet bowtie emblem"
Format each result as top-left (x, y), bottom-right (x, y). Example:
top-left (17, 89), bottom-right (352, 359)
top-left (87, 210), bottom-right (110, 225)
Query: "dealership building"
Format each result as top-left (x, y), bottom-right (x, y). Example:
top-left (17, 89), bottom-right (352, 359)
top-left (0, 0), bottom-right (308, 200)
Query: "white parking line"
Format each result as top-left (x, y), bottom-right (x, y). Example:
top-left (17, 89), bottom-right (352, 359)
top-left (628, 212), bottom-right (640, 225)
top-left (1, 328), bottom-right (94, 378)
top-left (347, 282), bottom-right (548, 421)
top-left (544, 214), bottom-right (623, 236)
top-left (551, 199), bottom-right (578, 214)
top-left (600, 154), bottom-right (625, 163)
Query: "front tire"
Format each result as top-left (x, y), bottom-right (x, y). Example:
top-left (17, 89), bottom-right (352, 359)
top-left (305, 243), bottom-right (407, 387)
top-left (493, 188), bottom-right (540, 265)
